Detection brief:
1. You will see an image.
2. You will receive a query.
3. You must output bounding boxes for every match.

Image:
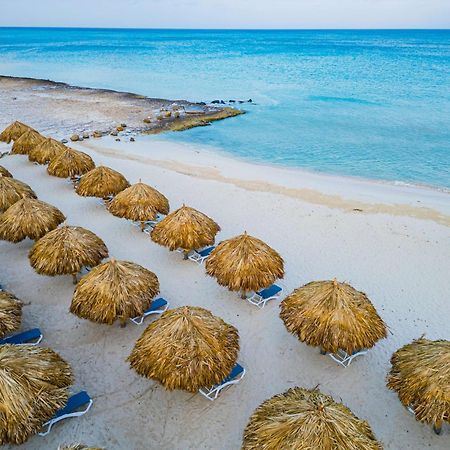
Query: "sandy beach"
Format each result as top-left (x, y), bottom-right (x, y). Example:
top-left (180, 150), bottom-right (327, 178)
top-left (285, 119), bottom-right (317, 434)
top-left (0, 124), bottom-right (449, 449)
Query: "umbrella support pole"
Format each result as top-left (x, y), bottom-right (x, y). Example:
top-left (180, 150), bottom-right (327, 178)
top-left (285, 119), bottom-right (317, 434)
top-left (183, 251), bottom-right (189, 260)
top-left (72, 273), bottom-right (78, 285)
top-left (241, 291), bottom-right (247, 299)
top-left (120, 318), bottom-right (127, 328)
top-left (433, 420), bottom-right (442, 435)
top-left (140, 221), bottom-right (145, 232)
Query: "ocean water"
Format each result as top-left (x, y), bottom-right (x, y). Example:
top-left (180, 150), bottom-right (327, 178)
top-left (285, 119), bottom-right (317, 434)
top-left (0, 28), bottom-right (449, 189)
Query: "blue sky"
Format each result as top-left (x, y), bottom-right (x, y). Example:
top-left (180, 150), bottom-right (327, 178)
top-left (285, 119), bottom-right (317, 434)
top-left (1, 0), bottom-right (449, 29)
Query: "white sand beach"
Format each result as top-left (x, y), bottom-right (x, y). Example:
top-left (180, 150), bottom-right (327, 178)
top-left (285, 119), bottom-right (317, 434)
top-left (0, 134), bottom-right (449, 450)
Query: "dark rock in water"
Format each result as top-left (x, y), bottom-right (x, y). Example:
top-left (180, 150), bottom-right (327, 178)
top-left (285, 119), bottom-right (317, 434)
top-left (130, 137), bottom-right (135, 142)
top-left (229, 100), bottom-right (236, 103)
top-left (143, 117), bottom-right (151, 124)
top-left (93, 131), bottom-right (102, 138)
top-left (220, 100), bottom-right (225, 104)
top-left (238, 100), bottom-right (244, 104)
top-left (115, 138), bottom-right (121, 142)
top-left (120, 123), bottom-right (127, 128)
top-left (248, 99), bottom-right (253, 103)
top-left (110, 130), bottom-right (118, 136)
top-left (197, 102), bottom-right (206, 106)
top-left (61, 139), bottom-right (68, 144)
top-left (70, 134), bottom-right (80, 142)
top-left (211, 100), bottom-right (222, 104)
top-left (82, 132), bottom-right (89, 139)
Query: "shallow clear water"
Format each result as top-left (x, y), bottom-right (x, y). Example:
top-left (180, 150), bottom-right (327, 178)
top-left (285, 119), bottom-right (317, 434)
top-left (1, 28), bottom-right (449, 188)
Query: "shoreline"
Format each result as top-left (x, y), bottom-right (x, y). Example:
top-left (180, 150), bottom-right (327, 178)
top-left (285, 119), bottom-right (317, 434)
top-left (76, 136), bottom-right (450, 227)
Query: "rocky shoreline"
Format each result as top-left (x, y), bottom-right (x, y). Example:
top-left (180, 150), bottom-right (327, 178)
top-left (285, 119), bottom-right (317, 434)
top-left (0, 75), bottom-right (244, 142)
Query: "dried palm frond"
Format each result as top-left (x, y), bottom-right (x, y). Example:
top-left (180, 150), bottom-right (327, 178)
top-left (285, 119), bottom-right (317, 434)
top-left (47, 148), bottom-right (95, 179)
top-left (28, 138), bottom-right (66, 165)
top-left (58, 445), bottom-right (104, 450)
top-left (0, 175), bottom-right (37, 212)
top-left (10, 130), bottom-right (45, 155)
top-left (0, 345), bottom-right (73, 445)
top-left (29, 225), bottom-right (108, 283)
top-left (387, 337), bottom-right (450, 432)
top-left (0, 166), bottom-right (12, 178)
top-left (242, 387), bottom-right (382, 450)
top-left (0, 121), bottom-right (35, 144)
top-left (150, 205), bottom-right (220, 256)
top-left (70, 258), bottom-right (159, 325)
top-left (108, 181), bottom-right (169, 229)
top-left (76, 166), bottom-right (129, 198)
top-left (128, 306), bottom-right (239, 392)
top-left (0, 291), bottom-right (23, 338)
top-left (205, 232), bottom-right (284, 296)
top-left (0, 197), bottom-right (65, 243)
top-left (279, 279), bottom-right (387, 354)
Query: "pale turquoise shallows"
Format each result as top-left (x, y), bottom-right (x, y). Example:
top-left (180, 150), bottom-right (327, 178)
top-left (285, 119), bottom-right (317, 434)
top-left (0, 28), bottom-right (449, 188)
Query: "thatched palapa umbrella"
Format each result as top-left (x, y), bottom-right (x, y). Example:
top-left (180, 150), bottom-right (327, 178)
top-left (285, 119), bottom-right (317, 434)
top-left (128, 306), bottom-right (239, 392)
top-left (150, 205), bottom-right (220, 258)
top-left (0, 175), bottom-right (36, 212)
top-left (76, 166), bottom-right (129, 199)
top-left (70, 258), bottom-right (159, 326)
top-left (108, 181), bottom-right (170, 231)
top-left (0, 291), bottom-right (23, 338)
top-left (387, 337), bottom-right (450, 434)
top-left (0, 197), bottom-right (65, 243)
top-left (11, 130), bottom-right (45, 155)
top-left (0, 121), bottom-right (35, 144)
top-left (28, 137), bottom-right (66, 165)
top-left (205, 232), bottom-right (284, 298)
top-left (0, 345), bottom-right (73, 445)
top-left (279, 279), bottom-right (387, 355)
top-left (29, 225), bottom-right (109, 284)
top-left (47, 148), bottom-right (95, 179)
top-left (0, 166), bottom-right (12, 178)
top-left (242, 387), bottom-right (382, 449)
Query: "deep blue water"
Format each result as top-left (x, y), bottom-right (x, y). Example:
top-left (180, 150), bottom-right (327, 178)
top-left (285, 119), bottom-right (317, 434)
top-left (1, 28), bottom-right (449, 188)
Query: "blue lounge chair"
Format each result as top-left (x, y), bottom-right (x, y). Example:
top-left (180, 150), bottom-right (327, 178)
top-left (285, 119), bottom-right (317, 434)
top-left (0, 328), bottom-right (43, 345)
top-left (188, 246), bottom-right (215, 264)
top-left (199, 363), bottom-right (246, 401)
top-left (130, 298), bottom-right (169, 325)
top-left (39, 391), bottom-right (93, 436)
top-left (327, 349), bottom-right (368, 367)
top-left (247, 284), bottom-right (283, 308)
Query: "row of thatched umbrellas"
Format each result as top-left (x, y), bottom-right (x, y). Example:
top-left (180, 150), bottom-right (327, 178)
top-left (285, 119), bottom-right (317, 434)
top-left (0, 121), bottom-right (448, 446)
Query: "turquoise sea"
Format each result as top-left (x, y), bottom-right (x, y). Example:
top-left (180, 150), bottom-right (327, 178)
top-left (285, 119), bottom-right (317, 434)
top-left (0, 28), bottom-right (449, 189)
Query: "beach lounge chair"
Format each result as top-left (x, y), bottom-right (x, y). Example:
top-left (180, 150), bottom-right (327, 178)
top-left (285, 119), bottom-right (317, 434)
top-left (139, 214), bottom-right (165, 234)
top-left (0, 328), bottom-right (43, 345)
top-left (39, 391), bottom-right (93, 436)
top-left (199, 363), bottom-right (246, 401)
top-left (188, 246), bottom-right (215, 264)
top-left (247, 284), bottom-right (282, 308)
top-left (130, 298), bottom-right (169, 325)
top-left (327, 349), bottom-right (368, 368)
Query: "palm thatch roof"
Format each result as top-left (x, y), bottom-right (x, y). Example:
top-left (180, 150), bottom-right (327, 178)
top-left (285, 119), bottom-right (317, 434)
top-left (205, 232), bottom-right (284, 295)
top-left (28, 138), bottom-right (66, 165)
top-left (0, 345), bottom-right (73, 445)
top-left (0, 197), bottom-right (65, 243)
top-left (10, 130), bottom-right (45, 155)
top-left (75, 166), bottom-right (129, 198)
top-left (108, 181), bottom-right (170, 225)
top-left (0, 166), bottom-right (12, 178)
top-left (387, 337), bottom-right (450, 430)
top-left (279, 279), bottom-right (387, 354)
top-left (0, 291), bottom-right (23, 339)
top-left (47, 148), bottom-right (95, 179)
top-left (242, 387), bottom-right (382, 450)
top-left (150, 205), bottom-right (220, 254)
top-left (0, 121), bottom-right (35, 144)
top-left (70, 258), bottom-right (159, 325)
top-left (128, 306), bottom-right (239, 392)
top-left (29, 225), bottom-right (109, 282)
top-left (0, 175), bottom-right (37, 212)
